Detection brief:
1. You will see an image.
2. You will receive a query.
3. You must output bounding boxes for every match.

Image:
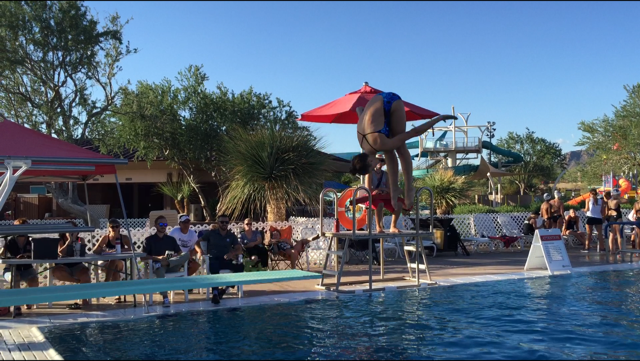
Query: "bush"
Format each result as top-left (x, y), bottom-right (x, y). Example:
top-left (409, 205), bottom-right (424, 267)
top-left (495, 205), bottom-right (528, 213)
top-left (564, 201), bottom-right (585, 211)
top-left (453, 204), bottom-right (497, 215)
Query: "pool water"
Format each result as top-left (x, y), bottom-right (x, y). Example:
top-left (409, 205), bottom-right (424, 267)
top-left (43, 270), bottom-right (640, 360)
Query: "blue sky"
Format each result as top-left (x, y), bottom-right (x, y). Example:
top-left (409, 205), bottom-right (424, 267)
top-left (88, 1), bottom-right (640, 155)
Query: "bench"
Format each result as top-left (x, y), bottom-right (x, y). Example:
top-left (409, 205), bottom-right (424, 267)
top-left (0, 270), bottom-right (321, 308)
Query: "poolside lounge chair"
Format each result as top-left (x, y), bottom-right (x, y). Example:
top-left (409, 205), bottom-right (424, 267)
top-left (496, 214), bottom-right (526, 250)
top-left (460, 214), bottom-right (495, 253)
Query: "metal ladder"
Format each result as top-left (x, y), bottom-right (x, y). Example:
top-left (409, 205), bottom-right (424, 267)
top-left (403, 187), bottom-right (435, 284)
top-left (318, 186), bottom-right (373, 291)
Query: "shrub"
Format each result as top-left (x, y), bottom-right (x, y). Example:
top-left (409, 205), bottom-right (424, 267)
top-left (495, 205), bottom-right (528, 213)
top-left (453, 204), bottom-right (497, 215)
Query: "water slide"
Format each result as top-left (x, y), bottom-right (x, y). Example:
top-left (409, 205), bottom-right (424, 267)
top-left (330, 141), bottom-right (523, 178)
top-left (566, 177), bottom-right (632, 205)
top-left (411, 141), bottom-right (523, 178)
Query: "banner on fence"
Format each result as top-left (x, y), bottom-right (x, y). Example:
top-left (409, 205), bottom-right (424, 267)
top-left (523, 229), bottom-right (572, 275)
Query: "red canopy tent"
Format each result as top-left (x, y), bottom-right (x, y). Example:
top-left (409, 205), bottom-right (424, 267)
top-left (298, 82), bottom-right (440, 124)
top-left (0, 119), bottom-right (120, 178)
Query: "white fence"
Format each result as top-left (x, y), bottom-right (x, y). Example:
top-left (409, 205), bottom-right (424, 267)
top-left (2, 211), bottom-right (632, 287)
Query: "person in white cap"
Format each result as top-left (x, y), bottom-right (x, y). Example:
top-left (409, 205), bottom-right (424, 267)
top-left (540, 193), bottom-right (553, 229)
top-left (168, 214), bottom-right (201, 276)
top-left (606, 188), bottom-right (628, 255)
top-left (549, 190), bottom-right (565, 230)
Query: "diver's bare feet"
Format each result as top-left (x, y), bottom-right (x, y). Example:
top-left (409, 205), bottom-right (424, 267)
top-left (376, 225), bottom-right (385, 234)
top-left (404, 182), bottom-right (416, 210)
top-left (390, 227), bottom-right (401, 233)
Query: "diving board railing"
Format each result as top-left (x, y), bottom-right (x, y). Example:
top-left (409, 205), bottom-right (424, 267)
top-left (0, 270), bottom-right (322, 309)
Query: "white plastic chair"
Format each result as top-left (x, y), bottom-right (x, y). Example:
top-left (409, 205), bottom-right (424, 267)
top-left (146, 258), bottom-right (189, 305)
top-left (199, 241), bottom-right (244, 300)
top-left (461, 214), bottom-right (495, 253)
top-left (496, 214), bottom-right (525, 251)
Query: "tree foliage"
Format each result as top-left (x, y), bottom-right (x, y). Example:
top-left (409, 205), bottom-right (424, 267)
top-left (494, 128), bottom-right (566, 195)
top-left (414, 169), bottom-right (470, 215)
top-left (575, 83), bottom-right (640, 174)
top-left (101, 64), bottom-right (312, 221)
top-left (0, 1), bottom-right (137, 141)
top-left (217, 124), bottom-right (327, 222)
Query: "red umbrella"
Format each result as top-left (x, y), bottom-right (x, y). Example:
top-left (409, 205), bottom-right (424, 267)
top-left (298, 82), bottom-right (440, 124)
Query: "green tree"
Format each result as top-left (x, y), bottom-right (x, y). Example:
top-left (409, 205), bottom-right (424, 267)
top-left (495, 128), bottom-right (566, 195)
top-left (0, 1), bottom-right (136, 224)
top-left (101, 64), bottom-right (310, 221)
top-left (0, 1), bottom-right (136, 140)
top-left (217, 124), bottom-right (327, 222)
top-left (575, 83), bottom-right (640, 174)
top-left (414, 169), bottom-right (470, 215)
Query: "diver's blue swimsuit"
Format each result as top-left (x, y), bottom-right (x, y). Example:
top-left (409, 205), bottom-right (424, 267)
top-left (358, 92), bottom-right (401, 152)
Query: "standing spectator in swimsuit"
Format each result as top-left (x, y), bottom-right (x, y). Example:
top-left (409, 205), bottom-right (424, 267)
top-left (92, 218), bottom-right (132, 303)
top-left (563, 209), bottom-right (587, 247)
top-left (350, 92), bottom-right (456, 220)
top-left (540, 193), bottom-right (553, 229)
top-left (584, 190), bottom-right (606, 252)
top-left (239, 218), bottom-right (268, 268)
top-left (630, 200), bottom-right (640, 253)
top-left (0, 218), bottom-right (38, 316)
top-left (606, 188), bottom-right (628, 255)
top-left (265, 229), bottom-right (320, 270)
top-left (365, 154), bottom-right (401, 233)
top-left (550, 191), bottom-right (565, 229)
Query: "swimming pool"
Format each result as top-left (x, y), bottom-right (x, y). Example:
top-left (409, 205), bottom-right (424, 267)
top-left (43, 269), bottom-right (640, 360)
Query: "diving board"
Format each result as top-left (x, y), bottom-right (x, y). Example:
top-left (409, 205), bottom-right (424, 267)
top-left (0, 270), bottom-right (321, 308)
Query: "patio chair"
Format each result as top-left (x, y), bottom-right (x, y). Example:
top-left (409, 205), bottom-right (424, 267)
top-left (460, 214), bottom-right (495, 253)
top-left (495, 214), bottom-right (525, 251)
top-left (146, 258), bottom-right (189, 305)
top-left (266, 225), bottom-right (304, 270)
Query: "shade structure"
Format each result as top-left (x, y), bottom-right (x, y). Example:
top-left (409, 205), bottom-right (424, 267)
top-left (467, 157), bottom-right (519, 181)
top-left (298, 83), bottom-right (440, 124)
top-left (0, 119), bottom-right (125, 178)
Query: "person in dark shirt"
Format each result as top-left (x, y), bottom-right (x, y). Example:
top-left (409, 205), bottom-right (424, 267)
top-left (0, 218), bottom-right (38, 316)
top-left (523, 211), bottom-right (541, 235)
top-left (141, 216), bottom-right (190, 308)
top-left (195, 214), bottom-right (243, 305)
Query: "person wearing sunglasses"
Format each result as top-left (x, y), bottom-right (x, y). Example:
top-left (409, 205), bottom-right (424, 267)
top-left (168, 215), bottom-right (201, 276)
top-left (195, 214), bottom-right (243, 305)
top-left (239, 218), bottom-right (268, 268)
top-left (93, 218), bottom-right (132, 303)
top-left (141, 216), bottom-right (190, 307)
top-left (51, 221), bottom-right (91, 309)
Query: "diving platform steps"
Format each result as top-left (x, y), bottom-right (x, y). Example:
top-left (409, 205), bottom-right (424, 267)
top-left (317, 231), bottom-right (436, 293)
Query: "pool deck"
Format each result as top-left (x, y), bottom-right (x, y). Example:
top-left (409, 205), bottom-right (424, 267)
top-left (1, 248), bottom-right (640, 360)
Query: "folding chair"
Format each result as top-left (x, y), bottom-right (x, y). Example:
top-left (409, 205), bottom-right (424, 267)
top-left (461, 214), bottom-right (495, 253)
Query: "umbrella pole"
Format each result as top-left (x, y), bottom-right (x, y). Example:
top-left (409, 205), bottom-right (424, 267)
top-left (84, 179), bottom-right (91, 226)
top-left (115, 173), bottom-right (149, 313)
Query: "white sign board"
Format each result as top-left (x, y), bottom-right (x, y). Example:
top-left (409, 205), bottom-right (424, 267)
top-left (524, 229), bottom-right (572, 275)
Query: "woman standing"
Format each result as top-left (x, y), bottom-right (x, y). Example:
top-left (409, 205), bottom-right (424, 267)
top-left (583, 189), bottom-right (606, 252)
top-left (606, 188), bottom-right (628, 255)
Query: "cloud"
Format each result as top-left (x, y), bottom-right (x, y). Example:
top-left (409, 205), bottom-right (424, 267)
top-left (556, 138), bottom-right (566, 145)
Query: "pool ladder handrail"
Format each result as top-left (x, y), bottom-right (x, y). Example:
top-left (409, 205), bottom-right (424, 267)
top-left (409, 186), bottom-right (434, 285)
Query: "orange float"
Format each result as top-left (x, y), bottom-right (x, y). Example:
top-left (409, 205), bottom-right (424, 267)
top-left (566, 177), bottom-right (632, 205)
top-left (337, 188), bottom-right (368, 230)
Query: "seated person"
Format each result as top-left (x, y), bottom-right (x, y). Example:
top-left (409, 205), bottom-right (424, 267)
top-left (93, 219), bottom-right (132, 304)
top-left (168, 215), bottom-right (201, 276)
top-left (1, 218), bottom-right (38, 316)
top-left (51, 221), bottom-right (91, 309)
top-left (240, 218), bottom-right (268, 268)
top-left (195, 214), bottom-right (244, 305)
top-left (523, 211), bottom-right (541, 235)
top-left (563, 208), bottom-right (587, 250)
top-left (141, 216), bottom-right (190, 308)
top-left (265, 227), bottom-right (321, 269)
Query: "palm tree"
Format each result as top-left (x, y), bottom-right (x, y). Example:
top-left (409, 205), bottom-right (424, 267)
top-left (155, 177), bottom-right (195, 214)
top-left (217, 125), bottom-right (327, 222)
top-left (414, 169), bottom-right (470, 215)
